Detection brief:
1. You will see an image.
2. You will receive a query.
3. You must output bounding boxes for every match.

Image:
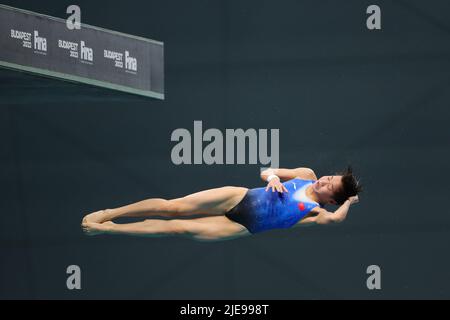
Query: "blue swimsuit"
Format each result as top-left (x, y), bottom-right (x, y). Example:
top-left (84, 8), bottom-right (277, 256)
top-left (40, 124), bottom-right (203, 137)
top-left (225, 178), bottom-right (323, 234)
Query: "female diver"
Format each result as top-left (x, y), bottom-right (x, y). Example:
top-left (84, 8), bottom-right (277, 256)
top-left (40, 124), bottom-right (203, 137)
top-left (81, 166), bottom-right (362, 242)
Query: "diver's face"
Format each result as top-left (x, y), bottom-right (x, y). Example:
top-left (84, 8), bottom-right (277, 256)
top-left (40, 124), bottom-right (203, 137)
top-left (312, 175), bottom-right (343, 205)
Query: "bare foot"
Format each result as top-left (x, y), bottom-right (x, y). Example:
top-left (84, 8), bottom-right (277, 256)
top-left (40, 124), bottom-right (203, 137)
top-left (82, 209), bottom-right (110, 225)
top-left (82, 221), bottom-right (115, 236)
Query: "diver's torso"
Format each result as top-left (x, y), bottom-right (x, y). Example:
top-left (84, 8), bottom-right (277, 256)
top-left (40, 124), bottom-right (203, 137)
top-left (245, 178), bottom-right (322, 232)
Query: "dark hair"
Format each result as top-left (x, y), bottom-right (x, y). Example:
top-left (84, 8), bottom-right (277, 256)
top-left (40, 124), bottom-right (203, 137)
top-left (332, 165), bottom-right (363, 205)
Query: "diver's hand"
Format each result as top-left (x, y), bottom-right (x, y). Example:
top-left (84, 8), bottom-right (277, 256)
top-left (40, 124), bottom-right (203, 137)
top-left (348, 195), bottom-right (359, 205)
top-left (265, 177), bottom-right (289, 193)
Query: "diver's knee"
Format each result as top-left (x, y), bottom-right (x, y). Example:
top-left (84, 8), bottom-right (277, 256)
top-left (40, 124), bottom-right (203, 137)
top-left (166, 199), bottom-right (186, 214)
top-left (167, 219), bottom-right (189, 234)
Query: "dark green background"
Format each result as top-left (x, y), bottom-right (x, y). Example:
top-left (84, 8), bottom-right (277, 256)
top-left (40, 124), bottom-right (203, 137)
top-left (1, 0), bottom-right (449, 299)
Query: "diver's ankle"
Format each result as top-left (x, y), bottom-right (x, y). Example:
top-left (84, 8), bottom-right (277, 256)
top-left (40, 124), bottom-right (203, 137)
top-left (102, 221), bottom-right (116, 233)
top-left (103, 208), bottom-right (116, 221)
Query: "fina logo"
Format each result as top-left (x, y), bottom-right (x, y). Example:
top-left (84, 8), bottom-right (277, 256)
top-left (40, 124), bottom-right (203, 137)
top-left (33, 30), bottom-right (47, 53)
top-left (125, 51), bottom-right (137, 72)
top-left (80, 40), bottom-right (93, 62)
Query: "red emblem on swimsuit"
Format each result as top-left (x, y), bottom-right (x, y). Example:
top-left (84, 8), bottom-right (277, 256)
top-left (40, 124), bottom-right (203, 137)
top-left (298, 202), bottom-right (305, 211)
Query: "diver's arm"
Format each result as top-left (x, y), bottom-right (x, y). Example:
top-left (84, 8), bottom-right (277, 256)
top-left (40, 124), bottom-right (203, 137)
top-left (316, 201), bottom-right (351, 224)
top-left (315, 196), bottom-right (359, 224)
top-left (260, 167), bottom-right (316, 182)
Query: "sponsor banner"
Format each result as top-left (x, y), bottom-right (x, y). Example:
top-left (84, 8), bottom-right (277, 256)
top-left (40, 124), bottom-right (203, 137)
top-left (0, 4), bottom-right (164, 99)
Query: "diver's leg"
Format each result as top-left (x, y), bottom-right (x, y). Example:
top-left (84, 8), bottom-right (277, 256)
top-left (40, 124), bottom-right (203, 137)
top-left (82, 216), bottom-right (251, 241)
top-left (83, 186), bottom-right (248, 223)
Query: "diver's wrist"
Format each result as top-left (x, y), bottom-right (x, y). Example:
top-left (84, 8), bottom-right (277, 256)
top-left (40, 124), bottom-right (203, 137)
top-left (267, 174), bottom-right (279, 182)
